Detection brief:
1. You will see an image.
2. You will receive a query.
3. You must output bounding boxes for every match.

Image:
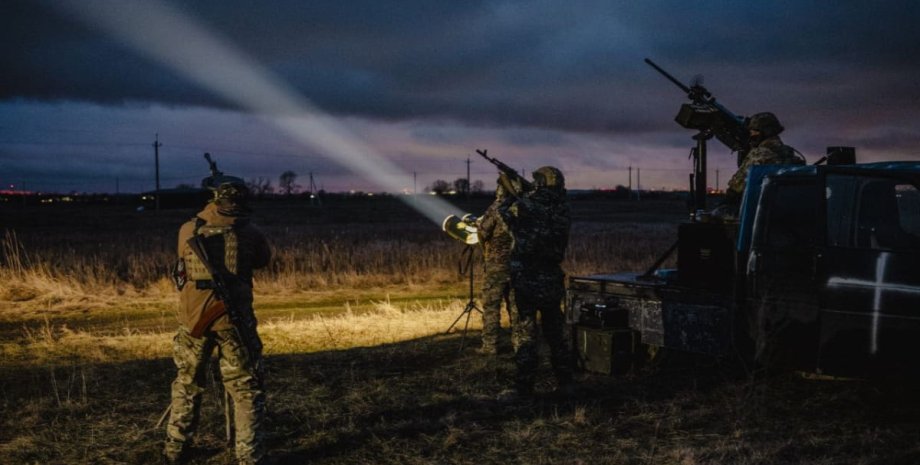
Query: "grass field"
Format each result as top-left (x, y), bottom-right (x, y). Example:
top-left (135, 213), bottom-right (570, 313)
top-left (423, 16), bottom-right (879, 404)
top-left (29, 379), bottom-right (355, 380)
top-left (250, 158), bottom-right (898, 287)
top-left (1, 195), bottom-right (918, 464)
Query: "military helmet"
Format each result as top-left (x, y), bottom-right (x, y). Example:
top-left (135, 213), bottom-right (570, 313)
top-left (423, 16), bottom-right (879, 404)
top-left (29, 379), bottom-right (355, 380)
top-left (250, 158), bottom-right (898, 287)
top-left (532, 166), bottom-right (565, 190)
top-left (746, 112), bottom-right (784, 137)
top-left (213, 177), bottom-right (250, 202)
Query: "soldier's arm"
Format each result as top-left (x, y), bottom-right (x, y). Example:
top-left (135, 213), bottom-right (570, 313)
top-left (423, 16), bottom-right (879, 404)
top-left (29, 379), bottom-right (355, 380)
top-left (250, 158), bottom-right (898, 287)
top-left (177, 221), bottom-right (196, 256)
top-left (477, 205), bottom-right (498, 242)
top-left (727, 149), bottom-right (760, 195)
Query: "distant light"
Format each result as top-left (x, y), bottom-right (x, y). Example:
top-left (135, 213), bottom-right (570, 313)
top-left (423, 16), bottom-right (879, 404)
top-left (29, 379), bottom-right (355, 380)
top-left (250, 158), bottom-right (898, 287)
top-left (367, 193), bottom-right (374, 197)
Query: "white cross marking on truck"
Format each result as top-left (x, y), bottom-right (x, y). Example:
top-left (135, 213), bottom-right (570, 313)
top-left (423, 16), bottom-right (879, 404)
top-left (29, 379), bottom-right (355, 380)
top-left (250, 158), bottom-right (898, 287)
top-left (827, 252), bottom-right (920, 354)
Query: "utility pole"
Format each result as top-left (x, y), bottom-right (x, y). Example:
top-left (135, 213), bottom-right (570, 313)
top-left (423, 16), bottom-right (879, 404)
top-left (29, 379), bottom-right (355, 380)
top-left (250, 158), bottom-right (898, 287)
top-left (637, 168), bottom-right (641, 201)
top-left (309, 171), bottom-right (321, 206)
top-left (413, 171), bottom-right (417, 197)
top-left (152, 133), bottom-right (162, 211)
top-left (716, 169), bottom-right (720, 193)
top-left (628, 166), bottom-right (632, 198)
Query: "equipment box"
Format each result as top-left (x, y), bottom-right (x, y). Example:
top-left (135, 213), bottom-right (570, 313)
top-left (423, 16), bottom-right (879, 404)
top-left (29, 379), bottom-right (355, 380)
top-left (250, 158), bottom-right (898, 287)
top-left (574, 325), bottom-right (639, 375)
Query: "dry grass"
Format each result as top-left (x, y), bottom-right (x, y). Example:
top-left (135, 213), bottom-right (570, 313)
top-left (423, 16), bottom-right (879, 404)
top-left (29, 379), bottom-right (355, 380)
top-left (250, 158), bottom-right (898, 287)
top-left (3, 198), bottom-right (916, 464)
top-left (1, 298), bottom-right (479, 367)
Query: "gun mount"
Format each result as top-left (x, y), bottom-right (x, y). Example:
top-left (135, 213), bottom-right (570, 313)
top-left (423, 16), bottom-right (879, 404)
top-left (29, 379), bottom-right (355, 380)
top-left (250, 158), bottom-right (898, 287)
top-left (645, 58), bottom-right (749, 212)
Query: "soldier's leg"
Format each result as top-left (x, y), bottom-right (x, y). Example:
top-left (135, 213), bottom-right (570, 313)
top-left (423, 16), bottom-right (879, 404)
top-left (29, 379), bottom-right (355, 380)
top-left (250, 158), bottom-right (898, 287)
top-left (216, 327), bottom-right (266, 465)
top-left (539, 272), bottom-right (574, 385)
top-left (510, 284), bottom-right (539, 395)
top-left (480, 268), bottom-right (505, 353)
top-left (165, 328), bottom-right (215, 461)
top-left (539, 298), bottom-right (573, 385)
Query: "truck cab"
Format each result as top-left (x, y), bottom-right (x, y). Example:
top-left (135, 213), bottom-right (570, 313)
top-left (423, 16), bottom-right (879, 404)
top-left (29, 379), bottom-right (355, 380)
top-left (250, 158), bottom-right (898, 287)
top-left (566, 162), bottom-right (920, 376)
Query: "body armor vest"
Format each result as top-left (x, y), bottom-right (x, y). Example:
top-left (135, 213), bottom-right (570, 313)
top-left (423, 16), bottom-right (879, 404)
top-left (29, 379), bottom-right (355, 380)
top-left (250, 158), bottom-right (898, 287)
top-left (184, 223), bottom-right (239, 281)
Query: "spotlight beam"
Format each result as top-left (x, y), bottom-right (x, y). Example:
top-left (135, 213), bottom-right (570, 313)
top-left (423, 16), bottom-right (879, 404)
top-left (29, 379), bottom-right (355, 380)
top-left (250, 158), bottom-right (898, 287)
top-left (51, 0), bottom-right (462, 224)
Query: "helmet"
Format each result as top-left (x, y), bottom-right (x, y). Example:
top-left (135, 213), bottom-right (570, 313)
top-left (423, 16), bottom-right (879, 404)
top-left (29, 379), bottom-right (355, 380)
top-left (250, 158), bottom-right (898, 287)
top-left (213, 178), bottom-right (249, 202)
top-left (746, 112), bottom-right (784, 137)
top-left (532, 166), bottom-right (565, 190)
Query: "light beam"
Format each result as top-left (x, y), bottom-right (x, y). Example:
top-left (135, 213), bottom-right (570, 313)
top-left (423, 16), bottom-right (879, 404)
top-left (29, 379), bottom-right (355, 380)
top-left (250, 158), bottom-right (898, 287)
top-left (50, 0), bottom-right (463, 224)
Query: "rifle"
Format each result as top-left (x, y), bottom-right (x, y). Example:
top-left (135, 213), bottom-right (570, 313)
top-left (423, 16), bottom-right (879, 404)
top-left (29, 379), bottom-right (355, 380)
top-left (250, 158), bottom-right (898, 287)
top-left (475, 149), bottom-right (532, 197)
top-left (185, 233), bottom-right (262, 444)
top-left (186, 234), bottom-right (249, 338)
top-left (644, 58), bottom-right (749, 165)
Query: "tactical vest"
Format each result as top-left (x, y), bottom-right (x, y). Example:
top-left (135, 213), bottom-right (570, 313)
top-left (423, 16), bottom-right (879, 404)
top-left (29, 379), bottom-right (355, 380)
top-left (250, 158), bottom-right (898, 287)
top-left (184, 220), bottom-right (239, 282)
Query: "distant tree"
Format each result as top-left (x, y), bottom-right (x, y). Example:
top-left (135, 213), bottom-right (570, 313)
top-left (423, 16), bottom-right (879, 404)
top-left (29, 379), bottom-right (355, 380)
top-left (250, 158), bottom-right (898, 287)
top-left (247, 177), bottom-right (274, 196)
top-left (279, 171), bottom-right (300, 195)
top-left (175, 183), bottom-right (196, 190)
top-left (427, 179), bottom-right (450, 195)
top-left (471, 180), bottom-right (484, 193)
top-left (453, 178), bottom-right (470, 195)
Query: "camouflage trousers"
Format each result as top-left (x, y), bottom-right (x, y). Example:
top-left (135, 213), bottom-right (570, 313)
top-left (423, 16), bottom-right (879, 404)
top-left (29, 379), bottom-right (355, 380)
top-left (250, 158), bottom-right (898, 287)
top-left (165, 324), bottom-right (265, 465)
top-left (480, 263), bottom-right (511, 351)
top-left (508, 266), bottom-right (573, 394)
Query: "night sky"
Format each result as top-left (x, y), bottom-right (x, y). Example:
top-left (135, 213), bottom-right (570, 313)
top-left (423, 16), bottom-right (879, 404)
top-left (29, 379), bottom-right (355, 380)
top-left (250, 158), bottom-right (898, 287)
top-left (2, 0), bottom-right (920, 194)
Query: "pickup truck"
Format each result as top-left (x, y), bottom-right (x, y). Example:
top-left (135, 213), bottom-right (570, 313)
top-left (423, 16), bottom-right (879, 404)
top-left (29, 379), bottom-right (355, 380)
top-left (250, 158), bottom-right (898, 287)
top-left (566, 161), bottom-right (920, 377)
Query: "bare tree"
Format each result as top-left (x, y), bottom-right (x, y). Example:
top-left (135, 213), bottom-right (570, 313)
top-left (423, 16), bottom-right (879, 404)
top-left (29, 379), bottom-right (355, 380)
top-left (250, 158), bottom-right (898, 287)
top-left (279, 171), bottom-right (300, 195)
top-left (471, 179), bottom-right (484, 193)
top-left (427, 179), bottom-right (450, 195)
top-left (247, 177), bottom-right (274, 196)
top-left (453, 178), bottom-right (470, 195)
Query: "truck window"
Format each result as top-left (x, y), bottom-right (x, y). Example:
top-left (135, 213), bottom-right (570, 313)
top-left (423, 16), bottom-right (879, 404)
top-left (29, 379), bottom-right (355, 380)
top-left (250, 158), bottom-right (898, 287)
top-left (826, 174), bottom-right (920, 250)
top-left (760, 182), bottom-right (818, 249)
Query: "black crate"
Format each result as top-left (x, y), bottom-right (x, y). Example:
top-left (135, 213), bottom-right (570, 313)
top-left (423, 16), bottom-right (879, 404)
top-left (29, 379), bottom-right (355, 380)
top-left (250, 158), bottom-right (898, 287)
top-left (574, 326), bottom-right (639, 375)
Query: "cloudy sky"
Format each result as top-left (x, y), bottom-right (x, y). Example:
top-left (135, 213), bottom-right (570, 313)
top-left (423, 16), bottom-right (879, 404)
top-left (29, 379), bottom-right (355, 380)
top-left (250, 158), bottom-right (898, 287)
top-left (2, 0), bottom-right (919, 194)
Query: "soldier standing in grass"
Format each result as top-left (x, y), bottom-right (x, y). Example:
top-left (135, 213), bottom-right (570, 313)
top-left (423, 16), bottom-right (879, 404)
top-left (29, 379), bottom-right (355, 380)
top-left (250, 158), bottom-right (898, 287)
top-left (499, 166), bottom-right (574, 398)
top-left (164, 157), bottom-right (271, 465)
top-left (476, 181), bottom-right (514, 355)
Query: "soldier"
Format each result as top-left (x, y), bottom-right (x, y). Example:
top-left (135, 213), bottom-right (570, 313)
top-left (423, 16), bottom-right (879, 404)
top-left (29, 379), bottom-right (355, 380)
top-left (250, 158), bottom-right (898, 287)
top-left (725, 112), bottom-right (805, 207)
top-left (164, 169), bottom-right (271, 465)
top-left (476, 181), bottom-right (513, 355)
top-left (499, 166), bottom-right (573, 398)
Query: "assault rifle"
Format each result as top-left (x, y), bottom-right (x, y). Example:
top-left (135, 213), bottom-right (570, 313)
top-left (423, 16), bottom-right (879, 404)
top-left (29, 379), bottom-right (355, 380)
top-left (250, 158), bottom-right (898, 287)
top-left (185, 233), bottom-right (258, 445)
top-left (476, 149), bottom-right (532, 197)
top-left (186, 234), bottom-right (245, 339)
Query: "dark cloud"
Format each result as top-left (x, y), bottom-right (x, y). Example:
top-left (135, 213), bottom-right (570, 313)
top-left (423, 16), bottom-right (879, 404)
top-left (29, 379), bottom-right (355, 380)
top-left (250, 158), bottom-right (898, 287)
top-left (2, 1), bottom-right (919, 192)
top-left (4, 0), bottom-right (918, 135)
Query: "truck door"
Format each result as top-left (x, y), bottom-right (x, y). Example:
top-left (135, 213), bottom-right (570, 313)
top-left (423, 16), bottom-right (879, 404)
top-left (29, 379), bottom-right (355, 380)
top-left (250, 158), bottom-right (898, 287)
top-left (746, 176), bottom-right (822, 368)
top-left (817, 169), bottom-right (920, 376)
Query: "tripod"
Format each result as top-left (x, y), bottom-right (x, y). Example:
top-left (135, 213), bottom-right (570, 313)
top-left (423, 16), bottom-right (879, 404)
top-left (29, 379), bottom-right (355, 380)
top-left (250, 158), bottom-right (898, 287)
top-left (445, 245), bottom-right (482, 350)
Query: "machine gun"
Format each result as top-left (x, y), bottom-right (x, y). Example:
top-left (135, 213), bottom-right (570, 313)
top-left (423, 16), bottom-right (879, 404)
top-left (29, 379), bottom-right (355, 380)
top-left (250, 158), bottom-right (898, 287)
top-left (476, 149), bottom-right (532, 197)
top-left (645, 58), bottom-right (749, 211)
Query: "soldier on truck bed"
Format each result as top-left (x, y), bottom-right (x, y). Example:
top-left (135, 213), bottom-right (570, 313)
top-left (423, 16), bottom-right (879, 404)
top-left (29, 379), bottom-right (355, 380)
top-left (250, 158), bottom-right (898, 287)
top-left (723, 112), bottom-right (806, 213)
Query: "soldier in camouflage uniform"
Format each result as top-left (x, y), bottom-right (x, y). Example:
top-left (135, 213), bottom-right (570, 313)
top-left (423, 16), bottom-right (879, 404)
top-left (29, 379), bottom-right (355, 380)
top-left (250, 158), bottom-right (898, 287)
top-left (164, 173), bottom-right (271, 465)
top-left (726, 112), bottom-right (805, 203)
top-left (499, 166), bottom-right (573, 396)
top-left (476, 182), bottom-right (513, 355)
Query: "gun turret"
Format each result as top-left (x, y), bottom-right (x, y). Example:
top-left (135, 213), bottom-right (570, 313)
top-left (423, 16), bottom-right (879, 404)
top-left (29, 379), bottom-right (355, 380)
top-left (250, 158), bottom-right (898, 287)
top-left (476, 149), bottom-right (532, 197)
top-left (645, 58), bottom-right (749, 158)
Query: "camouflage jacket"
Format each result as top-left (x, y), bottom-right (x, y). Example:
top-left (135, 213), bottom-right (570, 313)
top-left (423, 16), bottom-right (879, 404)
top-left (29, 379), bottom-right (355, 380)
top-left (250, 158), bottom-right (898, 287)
top-left (477, 197), bottom-right (513, 266)
top-left (176, 202), bottom-right (271, 333)
top-left (500, 187), bottom-right (570, 268)
top-left (728, 136), bottom-right (803, 195)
